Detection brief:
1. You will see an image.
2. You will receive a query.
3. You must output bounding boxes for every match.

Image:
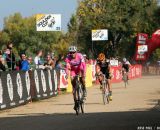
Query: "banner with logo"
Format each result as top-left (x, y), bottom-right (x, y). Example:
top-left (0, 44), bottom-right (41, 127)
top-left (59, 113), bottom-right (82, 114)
top-left (36, 14), bottom-right (61, 31)
top-left (128, 65), bottom-right (142, 79)
top-left (0, 71), bottom-right (31, 110)
top-left (92, 29), bottom-right (108, 41)
top-left (135, 52), bottom-right (146, 61)
top-left (0, 65), bottom-right (142, 110)
top-left (33, 69), bottom-right (57, 100)
top-left (135, 33), bottom-right (148, 61)
top-left (136, 33), bottom-right (148, 44)
top-left (138, 45), bottom-right (148, 53)
top-left (0, 69), bottom-right (58, 110)
top-left (110, 65), bottom-right (142, 83)
top-left (59, 69), bottom-right (68, 89)
top-left (110, 60), bottom-right (119, 66)
top-left (111, 66), bottom-right (122, 83)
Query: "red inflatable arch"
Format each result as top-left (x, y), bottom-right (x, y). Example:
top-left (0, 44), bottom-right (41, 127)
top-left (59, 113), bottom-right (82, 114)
top-left (146, 29), bottom-right (160, 60)
top-left (134, 29), bottom-right (160, 61)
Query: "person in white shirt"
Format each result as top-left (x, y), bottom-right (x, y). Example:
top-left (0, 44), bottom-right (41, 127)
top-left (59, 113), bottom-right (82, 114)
top-left (34, 50), bottom-right (43, 69)
top-left (122, 58), bottom-right (131, 80)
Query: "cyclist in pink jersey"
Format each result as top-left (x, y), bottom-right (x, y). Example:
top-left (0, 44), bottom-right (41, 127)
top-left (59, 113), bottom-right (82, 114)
top-left (65, 46), bottom-right (87, 108)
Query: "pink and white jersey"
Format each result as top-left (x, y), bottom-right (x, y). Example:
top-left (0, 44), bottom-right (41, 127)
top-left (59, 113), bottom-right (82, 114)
top-left (65, 53), bottom-right (86, 77)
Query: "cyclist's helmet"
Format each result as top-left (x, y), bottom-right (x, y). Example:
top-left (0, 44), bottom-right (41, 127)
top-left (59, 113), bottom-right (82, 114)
top-left (98, 53), bottom-right (105, 61)
top-left (123, 58), bottom-right (127, 62)
top-left (68, 46), bottom-right (77, 52)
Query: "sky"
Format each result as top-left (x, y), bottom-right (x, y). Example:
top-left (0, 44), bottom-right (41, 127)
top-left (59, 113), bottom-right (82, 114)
top-left (0, 0), bottom-right (78, 32)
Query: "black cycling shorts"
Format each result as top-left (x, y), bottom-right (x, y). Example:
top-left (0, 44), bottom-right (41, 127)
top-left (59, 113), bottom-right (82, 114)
top-left (105, 73), bottom-right (111, 79)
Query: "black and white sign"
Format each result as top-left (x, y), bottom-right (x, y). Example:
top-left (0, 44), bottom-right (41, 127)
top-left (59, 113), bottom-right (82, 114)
top-left (0, 78), bottom-right (3, 104)
top-left (138, 45), bottom-right (148, 54)
top-left (25, 71), bottom-right (31, 98)
top-left (92, 29), bottom-right (108, 41)
top-left (36, 14), bottom-right (61, 31)
top-left (110, 60), bottom-right (119, 66)
top-left (7, 74), bottom-right (14, 102)
top-left (0, 69), bottom-right (58, 110)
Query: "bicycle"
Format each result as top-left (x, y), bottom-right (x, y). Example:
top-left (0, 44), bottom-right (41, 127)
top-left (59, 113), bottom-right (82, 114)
top-left (122, 70), bottom-right (128, 88)
top-left (74, 75), bottom-right (85, 115)
top-left (101, 74), bottom-right (110, 105)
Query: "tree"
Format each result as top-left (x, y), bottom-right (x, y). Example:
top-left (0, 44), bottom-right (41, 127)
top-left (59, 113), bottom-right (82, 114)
top-left (75, 0), bottom-right (159, 58)
top-left (0, 13), bottom-right (63, 58)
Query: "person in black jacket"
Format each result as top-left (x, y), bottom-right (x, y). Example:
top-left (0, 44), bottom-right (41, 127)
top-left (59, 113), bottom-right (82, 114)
top-left (0, 51), bottom-right (6, 71)
top-left (96, 53), bottom-right (112, 101)
top-left (5, 42), bottom-right (16, 70)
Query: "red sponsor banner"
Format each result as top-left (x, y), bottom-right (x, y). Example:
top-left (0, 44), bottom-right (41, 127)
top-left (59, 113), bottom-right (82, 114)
top-left (59, 70), bottom-right (68, 89)
top-left (111, 66), bottom-right (122, 83)
top-left (136, 65), bottom-right (142, 78)
top-left (111, 65), bottom-right (142, 83)
top-left (58, 63), bottom-right (142, 87)
top-left (137, 33), bottom-right (148, 44)
top-left (129, 65), bottom-right (142, 79)
top-left (129, 66), bottom-right (136, 79)
top-left (135, 33), bottom-right (148, 61)
top-left (135, 52), bottom-right (146, 61)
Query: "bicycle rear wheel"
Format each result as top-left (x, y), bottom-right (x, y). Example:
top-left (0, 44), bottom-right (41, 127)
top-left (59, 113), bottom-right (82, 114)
top-left (74, 81), bottom-right (80, 115)
top-left (79, 85), bottom-right (85, 114)
top-left (80, 100), bottom-right (85, 114)
top-left (75, 101), bottom-right (80, 115)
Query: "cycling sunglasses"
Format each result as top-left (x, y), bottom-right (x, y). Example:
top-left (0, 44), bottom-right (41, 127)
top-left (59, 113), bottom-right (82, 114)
top-left (70, 52), bottom-right (76, 54)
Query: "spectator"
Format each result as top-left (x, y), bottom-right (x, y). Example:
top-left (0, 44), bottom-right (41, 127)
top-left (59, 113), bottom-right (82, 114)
top-left (28, 56), bottom-right (33, 70)
top-left (83, 54), bottom-right (89, 64)
top-left (55, 54), bottom-right (65, 70)
top-left (44, 54), bottom-right (55, 69)
top-left (0, 51), bottom-right (6, 71)
top-left (34, 50), bottom-right (44, 69)
top-left (2, 48), bottom-right (7, 61)
top-left (146, 61), bottom-right (150, 74)
top-left (156, 60), bottom-right (160, 75)
top-left (5, 42), bottom-right (16, 70)
top-left (21, 54), bottom-right (30, 71)
top-left (16, 52), bottom-right (25, 70)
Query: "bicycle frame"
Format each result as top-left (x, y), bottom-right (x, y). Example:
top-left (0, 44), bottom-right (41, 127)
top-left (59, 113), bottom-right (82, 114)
top-left (101, 74), bottom-right (110, 105)
top-left (122, 70), bottom-right (128, 88)
top-left (74, 75), bottom-right (85, 115)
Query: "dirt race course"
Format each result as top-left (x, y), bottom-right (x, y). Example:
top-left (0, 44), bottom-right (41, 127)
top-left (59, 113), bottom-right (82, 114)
top-left (0, 75), bottom-right (160, 130)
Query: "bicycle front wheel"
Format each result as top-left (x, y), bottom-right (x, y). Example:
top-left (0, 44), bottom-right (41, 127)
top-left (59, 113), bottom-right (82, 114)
top-left (102, 83), bottom-right (109, 105)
